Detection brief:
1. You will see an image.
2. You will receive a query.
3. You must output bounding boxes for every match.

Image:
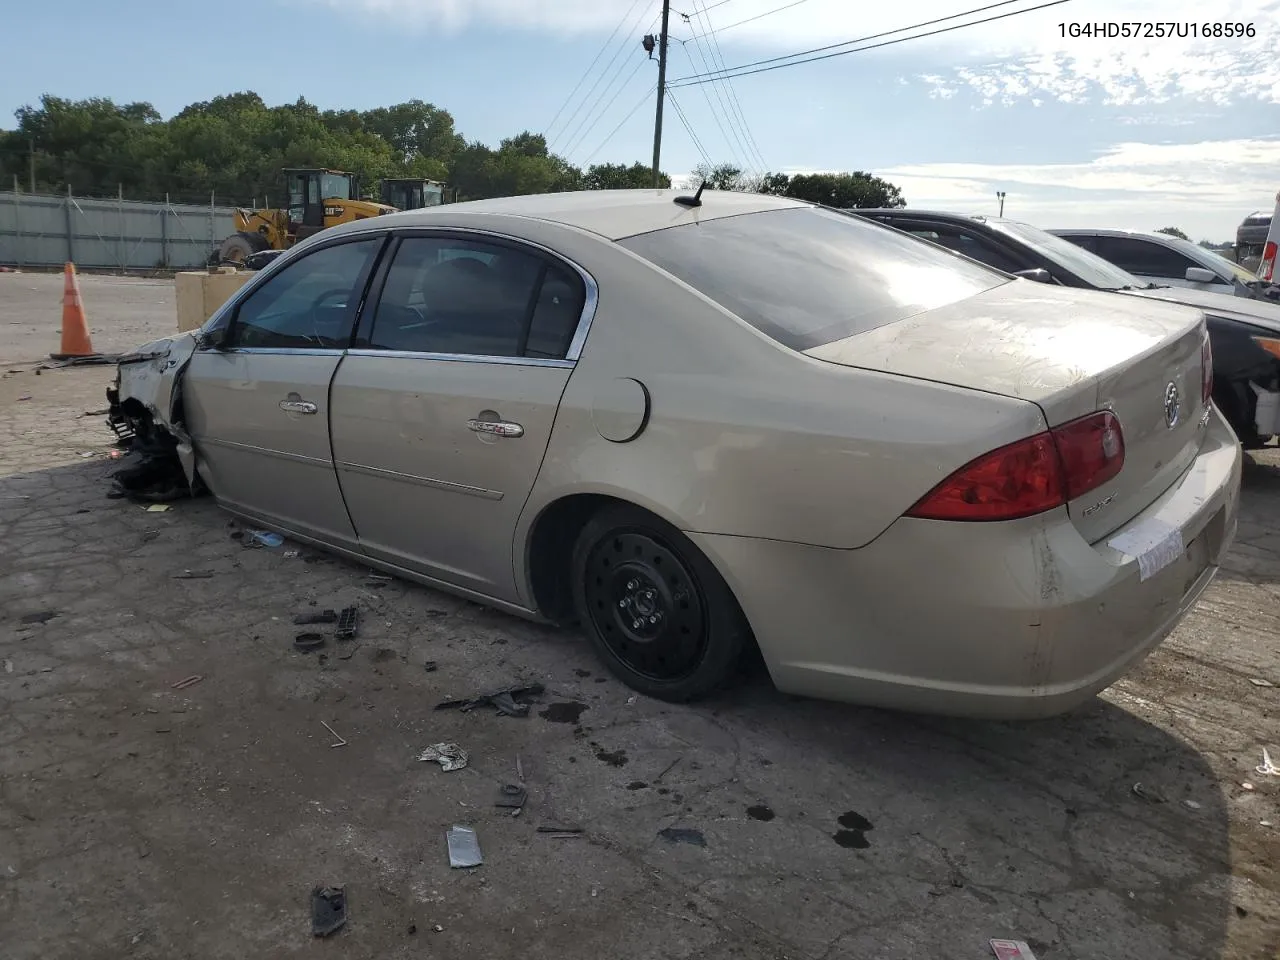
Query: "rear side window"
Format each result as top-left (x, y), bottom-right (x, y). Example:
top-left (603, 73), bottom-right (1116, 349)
top-left (618, 207), bottom-right (1007, 351)
top-left (1093, 236), bottom-right (1197, 277)
top-left (363, 236), bottom-right (586, 358)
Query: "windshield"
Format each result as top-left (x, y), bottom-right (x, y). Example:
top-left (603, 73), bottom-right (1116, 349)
top-left (989, 220), bottom-right (1142, 290)
top-left (319, 173), bottom-right (354, 201)
top-left (1158, 233), bottom-right (1259, 283)
top-left (619, 207), bottom-right (1009, 351)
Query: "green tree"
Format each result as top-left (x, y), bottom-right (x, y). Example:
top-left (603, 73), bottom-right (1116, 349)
top-left (1157, 226), bottom-right (1190, 241)
top-left (690, 162), bottom-right (747, 190)
top-left (782, 172), bottom-right (905, 208)
top-left (582, 162), bottom-right (669, 190)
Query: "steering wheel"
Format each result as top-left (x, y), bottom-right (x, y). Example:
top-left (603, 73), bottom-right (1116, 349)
top-left (306, 288), bottom-right (348, 344)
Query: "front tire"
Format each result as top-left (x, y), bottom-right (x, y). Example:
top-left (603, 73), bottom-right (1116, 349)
top-left (570, 505), bottom-right (749, 702)
top-left (218, 231), bottom-right (268, 265)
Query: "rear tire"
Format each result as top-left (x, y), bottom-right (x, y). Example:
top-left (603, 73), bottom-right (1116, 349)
top-left (218, 231), bottom-right (268, 265)
top-left (569, 504), bottom-right (749, 702)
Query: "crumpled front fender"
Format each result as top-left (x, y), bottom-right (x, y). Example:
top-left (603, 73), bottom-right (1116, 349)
top-left (113, 332), bottom-right (200, 485)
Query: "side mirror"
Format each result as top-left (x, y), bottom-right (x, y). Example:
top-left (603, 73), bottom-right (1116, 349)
top-left (1013, 268), bottom-right (1054, 284)
top-left (198, 324), bottom-right (230, 350)
top-left (1185, 266), bottom-right (1217, 283)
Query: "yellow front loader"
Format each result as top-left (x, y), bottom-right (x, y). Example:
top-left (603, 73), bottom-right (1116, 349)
top-left (218, 168), bottom-right (396, 264)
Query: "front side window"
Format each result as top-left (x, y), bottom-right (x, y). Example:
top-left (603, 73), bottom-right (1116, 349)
top-left (619, 207), bottom-right (1008, 351)
top-left (1094, 236), bottom-right (1197, 278)
top-left (364, 236), bottom-right (587, 358)
top-left (229, 239), bottom-right (380, 349)
top-left (319, 173), bottom-right (354, 201)
top-left (904, 227), bottom-right (1027, 275)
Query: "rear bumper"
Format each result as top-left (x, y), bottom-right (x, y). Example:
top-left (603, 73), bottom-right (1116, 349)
top-left (690, 407), bottom-right (1242, 719)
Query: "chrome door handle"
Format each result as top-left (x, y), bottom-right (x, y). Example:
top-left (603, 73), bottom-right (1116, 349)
top-left (279, 399), bottom-right (318, 415)
top-left (467, 419), bottom-right (524, 438)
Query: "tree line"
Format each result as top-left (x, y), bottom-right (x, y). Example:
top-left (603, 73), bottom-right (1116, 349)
top-left (0, 92), bottom-right (906, 210)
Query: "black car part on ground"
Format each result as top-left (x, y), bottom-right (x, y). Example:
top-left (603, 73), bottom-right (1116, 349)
top-left (850, 209), bottom-right (1280, 448)
top-left (104, 384), bottom-right (197, 502)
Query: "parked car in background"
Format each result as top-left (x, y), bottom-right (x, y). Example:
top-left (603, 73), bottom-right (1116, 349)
top-left (105, 190), bottom-right (1239, 719)
top-left (852, 209), bottom-right (1280, 448)
top-left (1236, 210), bottom-right (1273, 273)
top-left (1051, 227), bottom-right (1278, 303)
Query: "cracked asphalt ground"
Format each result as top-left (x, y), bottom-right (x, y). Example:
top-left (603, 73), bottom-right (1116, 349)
top-left (1, 271), bottom-right (1278, 960)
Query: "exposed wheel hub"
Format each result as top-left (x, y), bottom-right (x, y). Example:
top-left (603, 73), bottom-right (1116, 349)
top-left (582, 530), bottom-right (708, 682)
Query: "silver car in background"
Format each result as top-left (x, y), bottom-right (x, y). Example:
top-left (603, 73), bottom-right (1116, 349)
top-left (108, 190), bottom-right (1241, 719)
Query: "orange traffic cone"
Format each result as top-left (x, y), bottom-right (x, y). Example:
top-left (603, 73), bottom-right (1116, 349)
top-left (52, 262), bottom-right (98, 360)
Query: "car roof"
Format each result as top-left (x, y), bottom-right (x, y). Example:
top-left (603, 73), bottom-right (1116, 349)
top-left (1050, 227), bottom-right (1186, 242)
top-left (379, 188), bottom-right (809, 241)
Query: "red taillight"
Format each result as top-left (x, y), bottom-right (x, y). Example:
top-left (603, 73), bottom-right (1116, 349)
top-left (1260, 240), bottom-right (1277, 283)
top-left (1201, 328), bottom-right (1213, 407)
top-left (905, 411), bottom-right (1125, 522)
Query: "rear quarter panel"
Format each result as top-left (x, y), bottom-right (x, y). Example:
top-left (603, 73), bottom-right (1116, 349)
top-left (484, 216), bottom-right (1048, 602)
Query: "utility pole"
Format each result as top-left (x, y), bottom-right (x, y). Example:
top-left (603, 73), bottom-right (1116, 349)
top-left (651, 0), bottom-right (671, 188)
top-left (997, 191), bottom-right (1006, 217)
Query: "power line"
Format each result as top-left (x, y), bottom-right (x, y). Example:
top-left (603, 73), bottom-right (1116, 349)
top-left (565, 55), bottom-right (655, 161)
top-left (583, 83), bottom-right (660, 165)
top-left (545, 0), bottom-right (649, 141)
top-left (669, 0), bottom-right (1070, 87)
top-left (690, 0), bottom-right (813, 37)
top-left (551, 1), bottom-right (658, 152)
top-left (665, 89), bottom-right (715, 168)
top-left (689, 1), bottom-right (768, 171)
top-left (681, 17), bottom-right (751, 172)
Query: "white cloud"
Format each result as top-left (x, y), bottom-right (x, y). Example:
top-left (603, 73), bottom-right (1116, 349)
top-left (298, 0), bottom-right (1280, 106)
top-left (876, 138), bottom-right (1280, 241)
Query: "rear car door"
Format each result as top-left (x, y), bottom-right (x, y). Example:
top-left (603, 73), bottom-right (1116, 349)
top-left (1094, 236), bottom-right (1221, 292)
top-left (183, 236), bottom-right (383, 548)
top-left (329, 231), bottom-right (592, 603)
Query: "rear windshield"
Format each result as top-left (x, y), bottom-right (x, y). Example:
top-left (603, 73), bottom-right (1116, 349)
top-left (618, 206), bottom-right (1008, 350)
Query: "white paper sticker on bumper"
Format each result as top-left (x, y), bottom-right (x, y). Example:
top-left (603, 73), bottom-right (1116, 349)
top-left (1108, 518), bottom-right (1186, 582)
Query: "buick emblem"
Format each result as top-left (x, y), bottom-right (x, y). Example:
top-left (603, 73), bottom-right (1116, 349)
top-left (1164, 381), bottom-right (1181, 429)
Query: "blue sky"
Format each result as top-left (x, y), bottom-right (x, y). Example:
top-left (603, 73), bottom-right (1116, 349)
top-left (4, 0), bottom-right (1279, 240)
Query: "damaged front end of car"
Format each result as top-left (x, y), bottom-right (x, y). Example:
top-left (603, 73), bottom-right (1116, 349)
top-left (105, 333), bottom-right (203, 503)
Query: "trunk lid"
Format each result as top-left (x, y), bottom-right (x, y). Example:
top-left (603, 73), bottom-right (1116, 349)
top-left (806, 281), bottom-right (1209, 542)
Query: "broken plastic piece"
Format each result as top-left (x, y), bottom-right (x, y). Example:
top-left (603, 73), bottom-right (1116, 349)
top-left (336, 606), bottom-right (359, 640)
top-left (435, 682), bottom-right (545, 715)
top-left (293, 609), bottom-right (338, 625)
top-left (537, 823), bottom-right (584, 834)
top-left (1257, 747), bottom-right (1280, 777)
top-left (1132, 782), bottom-right (1167, 804)
top-left (495, 784), bottom-right (527, 809)
top-left (294, 633), bottom-right (326, 652)
top-left (1248, 677), bottom-right (1275, 687)
top-left (171, 675), bottom-right (203, 690)
top-left (658, 827), bottom-right (706, 847)
top-left (990, 940), bottom-right (1038, 960)
top-left (446, 826), bottom-right (483, 868)
top-left (418, 742), bottom-right (468, 772)
top-left (321, 720), bottom-right (347, 747)
top-left (251, 530), bottom-right (283, 547)
top-left (145, 504), bottom-right (171, 513)
top-left (311, 885), bottom-right (347, 937)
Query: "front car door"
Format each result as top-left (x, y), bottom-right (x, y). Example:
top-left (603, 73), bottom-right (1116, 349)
top-left (183, 235), bottom-right (384, 548)
top-left (328, 230), bottom-right (592, 604)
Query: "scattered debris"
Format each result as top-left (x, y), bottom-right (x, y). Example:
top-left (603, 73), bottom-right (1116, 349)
top-left (537, 824), bottom-right (583, 838)
top-left (990, 940), bottom-right (1038, 960)
top-left (1257, 747), bottom-right (1280, 777)
top-left (82, 408), bottom-right (111, 417)
top-left (654, 757), bottom-right (682, 783)
top-left (418, 743), bottom-right (469, 772)
top-left (658, 827), bottom-right (706, 847)
top-left (516, 754), bottom-right (525, 782)
top-left (144, 504), bottom-right (171, 513)
top-left (19, 611), bottom-right (58, 625)
top-left (1248, 677), bottom-right (1275, 687)
top-left (446, 826), bottom-right (483, 868)
top-left (294, 633), bottom-right (326, 653)
top-left (283, 550), bottom-right (299, 559)
top-left (1132, 782), bottom-right (1168, 804)
top-left (310, 886), bottom-right (347, 937)
top-left (3, 659), bottom-right (12, 674)
top-left (423, 660), bottom-right (438, 673)
top-left (321, 720), bottom-right (347, 748)
top-left (432, 924), bottom-right (444, 933)
top-left (171, 675), bottom-right (203, 690)
top-left (338, 644), bottom-right (360, 661)
top-left (0, 495), bottom-right (30, 500)
top-left (250, 530), bottom-right (283, 547)
top-left (336, 606), bottom-right (359, 640)
top-left (1183, 799), bottom-right (1202, 810)
top-left (171, 570), bottom-right (214, 580)
top-left (1261, 820), bottom-right (1274, 828)
top-left (365, 574), bottom-right (393, 586)
top-left (495, 784), bottom-right (527, 810)
top-left (293, 609), bottom-right (338, 625)
top-left (1242, 782), bottom-right (1256, 791)
top-left (437, 682), bottom-right (545, 717)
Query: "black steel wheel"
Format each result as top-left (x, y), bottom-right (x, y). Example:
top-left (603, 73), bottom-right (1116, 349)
top-left (570, 505), bottom-right (750, 702)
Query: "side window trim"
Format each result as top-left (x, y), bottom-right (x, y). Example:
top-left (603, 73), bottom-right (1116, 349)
top-left (216, 232), bottom-right (389, 355)
top-left (345, 226), bottom-right (599, 366)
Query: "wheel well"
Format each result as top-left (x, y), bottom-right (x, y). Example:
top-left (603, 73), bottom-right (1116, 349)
top-left (526, 493), bottom-right (644, 623)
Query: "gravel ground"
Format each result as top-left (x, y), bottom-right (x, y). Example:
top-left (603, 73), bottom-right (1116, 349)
top-left (0, 273), bottom-right (1277, 960)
